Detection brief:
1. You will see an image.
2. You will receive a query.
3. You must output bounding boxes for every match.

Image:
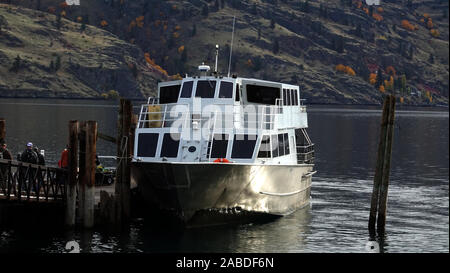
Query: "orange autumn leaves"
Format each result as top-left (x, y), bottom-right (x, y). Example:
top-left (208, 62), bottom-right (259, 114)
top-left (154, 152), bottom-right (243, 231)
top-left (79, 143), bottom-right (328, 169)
top-left (355, 1), bottom-right (383, 21)
top-left (401, 20), bottom-right (418, 31)
top-left (402, 13), bottom-right (440, 38)
top-left (144, 53), bottom-right (168, 77)
top-left (335, 64), bottom-right (356, 76)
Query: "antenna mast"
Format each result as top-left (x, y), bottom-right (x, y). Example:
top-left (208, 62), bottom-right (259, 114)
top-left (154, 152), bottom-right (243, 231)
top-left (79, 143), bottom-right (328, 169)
top-left (227, 16), bottom-right (236, 77)
top-left (214, 44), bottom-right (219, 74)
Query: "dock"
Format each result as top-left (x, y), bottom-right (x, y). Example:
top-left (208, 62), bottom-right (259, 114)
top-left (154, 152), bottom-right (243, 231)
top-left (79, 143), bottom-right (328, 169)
top-left (0, 99), bottom-right (136, 230)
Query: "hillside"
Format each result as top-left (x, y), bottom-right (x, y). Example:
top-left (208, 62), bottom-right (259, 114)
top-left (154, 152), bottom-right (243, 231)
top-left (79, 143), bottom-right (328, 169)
top-left (0, 0), bottom-right (449, 105)
top-left (0, 4), bottom-right (165, 98)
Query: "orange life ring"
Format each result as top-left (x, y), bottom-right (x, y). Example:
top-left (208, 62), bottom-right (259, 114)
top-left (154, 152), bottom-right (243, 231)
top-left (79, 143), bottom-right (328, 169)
top-left (213, 158), bottom-right (230, 163)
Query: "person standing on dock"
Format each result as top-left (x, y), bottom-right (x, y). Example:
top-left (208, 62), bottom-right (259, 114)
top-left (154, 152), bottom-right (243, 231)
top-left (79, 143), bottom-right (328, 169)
top-left (20, 142), bottom-right (38, 164)
top-left (58, 145), bottom-right (69, 169)
top-left (33, 146), bottom-right (45, 166)
top-left (0, 143), bottom-right (13, 160)
top-left (0, 143), bottom-right (12, 186)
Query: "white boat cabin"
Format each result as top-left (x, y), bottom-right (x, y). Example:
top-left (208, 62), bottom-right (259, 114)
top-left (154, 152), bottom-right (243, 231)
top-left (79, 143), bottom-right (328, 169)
top-left (133, 75), bottom-right (314, 165)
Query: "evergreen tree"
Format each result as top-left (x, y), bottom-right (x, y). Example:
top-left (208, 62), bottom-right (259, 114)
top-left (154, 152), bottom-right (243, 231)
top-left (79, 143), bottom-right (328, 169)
top-left (251, 3), bottom-right (257, 15)
top-left (55, 55), bottom-right (61, 71)
top-left (131, 63), bottom-right (138, 78)
top-left (9, 55), bottom-right (21, 73)
top-left (333, 37), bottom-right (344, 53)
top-left (56, 13), bottom-right (62, 30)
top-left (429, 53), bottom-right (434, 64)
top-left (407, 0), bottom-right (413, 8)
top-left (375, 68), bottom-right (384, 89)
top-left (214, 0), bottom-right (220, 12)
top-left (355, 23), bottom-right (362, 38)
top-left (272, 39), bottom-right (279, 54)
top-left (191, 24), bottom-right (197, 36)
top-left (202, 4), bottom-right (209, 17)
top-left (401, 74), bottom-right (406, 94)
top-left (408, 45), bottom-right (414, 59)
top-left (49, 60), bottom-right (55, 72)
top-left (181, 47), bottom-right (187, 63)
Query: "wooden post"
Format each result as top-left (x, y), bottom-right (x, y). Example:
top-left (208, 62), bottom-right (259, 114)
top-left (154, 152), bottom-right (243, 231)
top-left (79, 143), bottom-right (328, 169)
top-left (130, 114), bottom-right (138, 157)
top-left (115, 99), bottom-right (132, 225)
top-left (83, 121), bottom-right (97, 228)
top-left (0, 118), bottom-right (5, 144)
top-left (78, 121), bottom-right (86, 224)
top-left (368, 95), bottom-right (390, 233)
top-left (377, 95), bottom-right (396, 233)
top-left (65, 120), bottom-right (79, 227)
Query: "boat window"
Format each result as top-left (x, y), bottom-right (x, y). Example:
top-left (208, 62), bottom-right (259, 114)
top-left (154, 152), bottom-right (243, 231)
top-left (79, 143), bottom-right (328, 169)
top-left (293, 90), bottom-right (298, 105)
top-left (211, 134), bottom-right (229, 158)
top-left (160, 133), bottom-right (180, 158)
top-left (180, 81), bottom-right (194, 98)
top-left (195, 80), bottom-right (217, 98)
top-left (257, 135), bottom-right (271, 158)
top-left (137, 133), bottom-right (159, 157)
top-left (246, 84), bottom-right (280, 105)
top-left (160, 85), bottom-right (181, 104)
top-left (271, 135), bottom-right (279, 158)
top-left (278, 134), bottom-right (285, 156)
top-left (284, 133), bottom-right (290, 155)
top-left (286, 89), bottom-right (291, 106)
top-left (231, 134), bottom-right (257, 159)
top-left (283, 89), bottom-right (288, 106)
top-left (235, 84), bottom-right (240, 101)
top-left (218, 81), bottom-right (233, 98)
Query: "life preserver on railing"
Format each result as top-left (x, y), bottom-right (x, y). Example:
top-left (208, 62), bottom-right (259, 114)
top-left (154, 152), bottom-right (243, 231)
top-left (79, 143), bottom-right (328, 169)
top-left (213, 158), bottom-right (230, 163)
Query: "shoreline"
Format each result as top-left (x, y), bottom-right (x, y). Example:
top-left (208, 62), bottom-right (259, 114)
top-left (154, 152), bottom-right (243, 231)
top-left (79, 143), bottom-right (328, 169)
top-left (0, 96), bottom-right (448, 110)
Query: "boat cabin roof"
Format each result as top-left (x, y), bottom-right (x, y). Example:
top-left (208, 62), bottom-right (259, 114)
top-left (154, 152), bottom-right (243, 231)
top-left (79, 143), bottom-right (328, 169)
top-left (156, 76), bottom-right (300, 106)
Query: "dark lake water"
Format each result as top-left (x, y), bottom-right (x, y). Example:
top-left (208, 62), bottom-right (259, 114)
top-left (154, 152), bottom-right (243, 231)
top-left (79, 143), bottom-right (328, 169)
top-left (0, 98), bottom-right (448, 253)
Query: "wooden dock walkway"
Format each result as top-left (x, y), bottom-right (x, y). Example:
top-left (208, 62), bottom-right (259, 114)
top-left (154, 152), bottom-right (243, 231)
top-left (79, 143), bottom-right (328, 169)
top-left (0, 158), bottom-right (115, 205)
top-left (1, 99), bottom-right (136, 229)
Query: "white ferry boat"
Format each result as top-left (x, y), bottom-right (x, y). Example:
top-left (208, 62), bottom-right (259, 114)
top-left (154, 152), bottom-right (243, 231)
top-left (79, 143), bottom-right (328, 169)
top-left (131, 62), bottom-right (316, 227)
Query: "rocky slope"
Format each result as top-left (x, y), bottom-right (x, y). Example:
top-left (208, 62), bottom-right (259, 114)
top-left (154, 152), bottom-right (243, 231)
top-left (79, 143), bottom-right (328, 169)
top-left (0, 0), bottom-right (448, 105)
top-left (0, 4), bottom-right (165, 98)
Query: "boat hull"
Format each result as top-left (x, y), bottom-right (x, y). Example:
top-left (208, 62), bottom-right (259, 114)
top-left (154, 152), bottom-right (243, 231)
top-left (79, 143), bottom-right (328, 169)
top-left (131, 162), bottom-right (314, 227)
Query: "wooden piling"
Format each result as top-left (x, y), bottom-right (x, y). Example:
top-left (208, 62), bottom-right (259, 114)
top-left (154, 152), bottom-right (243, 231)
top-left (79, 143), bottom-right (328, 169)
top-left (368, 95), bottom-right (391, 233)
top-left (0, 118), bottom-right (5, 144)
top-left (130, 114), bottom-right (138, 157)
top-left (377, 95), bottom-right (396, 233)
top-left (78, 121), bottom-right (86, 224)
top-left (83, 121), bottom-right (97, 228)
top-left (115, 99), bottom-right (132, 225)
top-left (65, 120), bottom-right (79, 227)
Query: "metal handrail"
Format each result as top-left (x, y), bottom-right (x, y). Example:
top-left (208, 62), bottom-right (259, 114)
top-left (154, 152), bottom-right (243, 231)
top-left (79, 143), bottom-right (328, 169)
top-left (138, 103), bottom-right (282, 130)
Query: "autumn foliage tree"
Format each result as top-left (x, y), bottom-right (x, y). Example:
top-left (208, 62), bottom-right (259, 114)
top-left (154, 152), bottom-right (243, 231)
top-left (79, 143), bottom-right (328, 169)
top-left (335, 64), bottom-right (356, 76)
top-left (401, 20), bottom-right (417, 31)
top-left (369, 73), bottom-right (377, 85)
top-left (144, 53), bottom-right (169, 77)
top-left (386, 66), bottom-right (396, 76)
top-left (430, 29), bottom-right (440, 37)
top-left (427, 18), bottom-right (433, 29)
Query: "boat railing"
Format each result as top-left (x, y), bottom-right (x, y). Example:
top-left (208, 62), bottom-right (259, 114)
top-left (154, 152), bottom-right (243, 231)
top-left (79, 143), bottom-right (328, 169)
top-left (300, 99), bottom-right (307, 112)
top-left (138, 103), bottom-right (282, 130)
top-left (147, 97), bottom-right (160, 105)
top-left (296, 143), bottom-right (315, 164)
